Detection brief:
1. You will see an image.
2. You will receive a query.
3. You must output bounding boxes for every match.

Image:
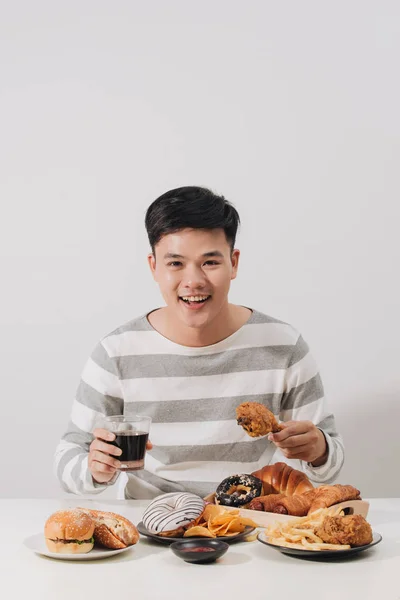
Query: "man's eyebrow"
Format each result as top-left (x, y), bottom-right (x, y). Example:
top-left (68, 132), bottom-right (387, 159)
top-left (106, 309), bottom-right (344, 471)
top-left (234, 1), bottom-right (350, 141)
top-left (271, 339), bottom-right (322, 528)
top-left (163, 253), bottom-right (184, 259)
top-left (202, 251), bottom-right (224, 258)
top-left (163, 251), bottom-right (224, 260)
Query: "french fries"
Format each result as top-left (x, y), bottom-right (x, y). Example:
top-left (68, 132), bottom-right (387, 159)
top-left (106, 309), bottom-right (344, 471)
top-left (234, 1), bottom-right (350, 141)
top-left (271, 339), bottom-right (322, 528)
top-left (183, 504), bottom-right (257, 538)
top-left (264, 506), bottom-right (351, 551)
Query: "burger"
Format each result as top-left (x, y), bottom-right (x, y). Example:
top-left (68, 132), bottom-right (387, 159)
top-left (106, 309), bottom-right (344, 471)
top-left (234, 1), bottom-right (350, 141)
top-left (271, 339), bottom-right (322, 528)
top-left (44, 509), bottom-right (95, 554)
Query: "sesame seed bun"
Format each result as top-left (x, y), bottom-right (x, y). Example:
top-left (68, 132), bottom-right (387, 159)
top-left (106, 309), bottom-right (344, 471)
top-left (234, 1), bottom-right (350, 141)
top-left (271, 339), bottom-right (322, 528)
top-left (44, 509), bottom-right (95, 554)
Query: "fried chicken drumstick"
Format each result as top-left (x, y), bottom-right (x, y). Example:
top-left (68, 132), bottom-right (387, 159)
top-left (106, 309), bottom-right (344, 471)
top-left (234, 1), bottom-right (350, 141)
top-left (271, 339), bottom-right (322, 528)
top-left (236, 402), bottom-right (283, 437)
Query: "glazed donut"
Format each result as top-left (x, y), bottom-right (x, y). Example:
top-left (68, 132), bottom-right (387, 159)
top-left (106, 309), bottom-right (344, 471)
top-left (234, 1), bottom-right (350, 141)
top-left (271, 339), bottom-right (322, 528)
top-left (142, 492), bottom-right (205, 536)
top-left (215, 474), bottom-right (263, 507)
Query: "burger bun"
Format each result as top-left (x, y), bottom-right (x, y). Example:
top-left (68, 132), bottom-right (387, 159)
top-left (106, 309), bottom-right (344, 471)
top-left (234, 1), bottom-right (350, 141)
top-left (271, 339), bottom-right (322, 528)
top-left (77, 508), bottom-right (139, 548)
top-left (45, 539), bottom-right (94, 554)
top-left (44, 509), bottom-right (95, 554)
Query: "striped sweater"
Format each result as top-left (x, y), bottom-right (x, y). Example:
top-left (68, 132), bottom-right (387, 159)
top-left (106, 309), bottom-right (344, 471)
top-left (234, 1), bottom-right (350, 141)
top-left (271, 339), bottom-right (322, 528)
top-left (54, 309), bottom-right (344, 499)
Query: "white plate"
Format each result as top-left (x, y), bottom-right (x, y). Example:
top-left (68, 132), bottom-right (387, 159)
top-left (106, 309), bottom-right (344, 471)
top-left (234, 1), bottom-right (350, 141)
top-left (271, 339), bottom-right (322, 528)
top-left (23, 533), bottom-right (135, 561)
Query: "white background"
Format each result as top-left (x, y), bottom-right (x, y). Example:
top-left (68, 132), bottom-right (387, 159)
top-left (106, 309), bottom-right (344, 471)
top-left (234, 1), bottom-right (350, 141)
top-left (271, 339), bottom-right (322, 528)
top-left (1, 1), bottom-right (399, 499)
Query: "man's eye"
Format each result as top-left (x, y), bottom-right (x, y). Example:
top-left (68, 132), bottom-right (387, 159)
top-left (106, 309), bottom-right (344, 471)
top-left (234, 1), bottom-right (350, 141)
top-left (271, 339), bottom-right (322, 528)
top-left (167, 261), bottom-right (182, 267)
top-left (203, 261), bottom-right (219, 266)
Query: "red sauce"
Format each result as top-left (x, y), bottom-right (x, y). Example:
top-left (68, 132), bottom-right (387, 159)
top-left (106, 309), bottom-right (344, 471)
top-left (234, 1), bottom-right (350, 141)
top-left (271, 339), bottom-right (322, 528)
top-left (182, 547), bottom-right (216, 553)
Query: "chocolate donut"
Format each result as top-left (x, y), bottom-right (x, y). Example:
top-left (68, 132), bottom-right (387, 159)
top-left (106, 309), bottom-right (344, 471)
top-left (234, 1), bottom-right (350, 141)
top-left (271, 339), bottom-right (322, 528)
top-left (215, 474), bottom-right (263, 507)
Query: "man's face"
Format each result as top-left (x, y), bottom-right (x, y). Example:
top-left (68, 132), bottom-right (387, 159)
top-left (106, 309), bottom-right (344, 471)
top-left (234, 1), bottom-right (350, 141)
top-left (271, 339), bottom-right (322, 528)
top-left (148, 228), bottom-right (240, 329)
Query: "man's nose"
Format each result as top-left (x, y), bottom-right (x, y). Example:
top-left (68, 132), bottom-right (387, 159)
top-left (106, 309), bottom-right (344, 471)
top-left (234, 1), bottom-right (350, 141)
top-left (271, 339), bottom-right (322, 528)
top-left (183, 264), bottom-right (207, 288)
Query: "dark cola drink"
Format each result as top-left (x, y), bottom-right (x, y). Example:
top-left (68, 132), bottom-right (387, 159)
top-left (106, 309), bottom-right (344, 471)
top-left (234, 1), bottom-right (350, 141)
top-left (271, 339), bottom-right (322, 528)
top-left (112, 430), bottom-right (149, 471)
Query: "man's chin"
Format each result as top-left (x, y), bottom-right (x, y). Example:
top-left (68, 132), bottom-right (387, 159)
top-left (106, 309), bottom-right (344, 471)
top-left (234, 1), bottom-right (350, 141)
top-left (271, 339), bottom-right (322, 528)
top-left (176, 300), bottom-right (214, 328)
top-left (179, 313), bottom-right (212, 329)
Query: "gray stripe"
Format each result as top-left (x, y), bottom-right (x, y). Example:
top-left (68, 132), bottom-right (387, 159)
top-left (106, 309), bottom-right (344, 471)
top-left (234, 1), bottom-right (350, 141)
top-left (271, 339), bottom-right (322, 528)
top-left (124, 393), bottom-right (281, 423)
top-left (309, 467), bottom-right (339, 485)
top-left (116, 345), bottom-right (296, 379)
top-left (128, 470), bottom-right (187, 495)
top-left (334, 441), bottom-right (345, 477)
top-left (281, 374), bottom-right (325, 411)
top-left (70, 453), bottom-right (87, 493)
top-left (91, 343), bottom-right (118, 375)
top-left (61, 420), bottom-right (93, 446)
top-left (76, 380), bottom-right (123, 414)
top-left (288, 335), bottom-right (309, 367)
top-left (126, 471), bottom-right (215, 499)
top-left (316, 414), bottom-right (336, 435)
top-left (108, 314), bottom-right (153, 335)
top-left (247, 309), bottom-right (288, 325)
top-left (322, 438), bottom-right (337, 475)
top-left (149, 438), bottom-right (270, 465)
top-left (312, 453), bottom-right (339, 483)
top-left (177, 481), bottom-right (218, 498)
top-left (306, 435), bottom-right (344, 483)
top-left (57, 445), bottom-right (85, 490)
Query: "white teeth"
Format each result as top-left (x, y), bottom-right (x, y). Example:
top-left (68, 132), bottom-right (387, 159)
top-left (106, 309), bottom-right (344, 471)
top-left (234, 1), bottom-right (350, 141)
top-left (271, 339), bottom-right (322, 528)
top-left (181, 295), bottom-right (210, 302)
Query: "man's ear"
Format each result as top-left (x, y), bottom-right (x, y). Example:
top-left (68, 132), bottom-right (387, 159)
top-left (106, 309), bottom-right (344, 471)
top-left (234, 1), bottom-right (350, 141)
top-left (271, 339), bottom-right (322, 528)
top-left (147, 253), bottom-right (157, 280)
top-left (230, 248), bottom-right (240, 280)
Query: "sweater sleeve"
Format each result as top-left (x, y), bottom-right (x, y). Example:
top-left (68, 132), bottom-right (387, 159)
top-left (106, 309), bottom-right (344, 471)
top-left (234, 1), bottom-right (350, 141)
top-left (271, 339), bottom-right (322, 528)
top-left (279, 335), bottom-right (345, 484)
top-left (54, 341), bottom-right (124, 495)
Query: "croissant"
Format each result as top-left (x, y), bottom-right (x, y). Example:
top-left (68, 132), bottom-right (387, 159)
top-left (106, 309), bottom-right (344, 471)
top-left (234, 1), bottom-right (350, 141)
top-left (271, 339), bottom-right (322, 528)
top-left (308, 484), bottom-right (361, 514)
top-left (250, 489), bottom-right (318, 516)
top-left (248, 493), bottom-right (287, 513)
top-left (252, 462), bottom-right (314, 496)
top-left (249, 484), bottom-right (361, 516)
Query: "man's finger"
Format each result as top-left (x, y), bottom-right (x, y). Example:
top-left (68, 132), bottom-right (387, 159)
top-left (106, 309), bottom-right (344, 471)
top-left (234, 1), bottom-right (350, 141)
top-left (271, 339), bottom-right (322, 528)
top-left (90, 439), bottom-right (122, 457)
top-left (93, 428), bottom-right (115, 442)
top-left (273, 432), bottom-right (311, 448)
top-left (91, 450), bottom-right (121, 469)
top-left (280, 444), bottom-right (311, 459)
top-left (146, 440), bottom-right (153, 450)
top-left (268, 421), bottom-right (311, 442)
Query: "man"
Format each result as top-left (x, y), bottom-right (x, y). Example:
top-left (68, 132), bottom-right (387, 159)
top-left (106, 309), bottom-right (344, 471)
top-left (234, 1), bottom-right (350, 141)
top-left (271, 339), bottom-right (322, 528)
top-left (55, 186), bottom-right (344, 499)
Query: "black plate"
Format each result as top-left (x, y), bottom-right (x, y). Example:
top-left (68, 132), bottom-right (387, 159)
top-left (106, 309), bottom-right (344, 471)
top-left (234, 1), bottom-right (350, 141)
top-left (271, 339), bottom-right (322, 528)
top-left (257, 530), bottom-right (382, 558)
top-left (137, 522), bottom-right (255, 545)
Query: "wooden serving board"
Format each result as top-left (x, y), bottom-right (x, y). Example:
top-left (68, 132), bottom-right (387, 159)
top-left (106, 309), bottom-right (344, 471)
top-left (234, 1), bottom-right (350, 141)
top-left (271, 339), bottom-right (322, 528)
top-left (203, 493), bottom-right (369, 527)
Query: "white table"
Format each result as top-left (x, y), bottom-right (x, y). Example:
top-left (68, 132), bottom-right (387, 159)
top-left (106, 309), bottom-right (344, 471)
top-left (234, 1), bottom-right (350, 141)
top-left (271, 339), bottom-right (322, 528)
top-left (1, 498), bottom-right (399, 600)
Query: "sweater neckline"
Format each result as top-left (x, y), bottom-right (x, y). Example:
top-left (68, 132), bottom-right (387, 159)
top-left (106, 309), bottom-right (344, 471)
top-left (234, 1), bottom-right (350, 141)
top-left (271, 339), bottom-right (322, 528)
top-left (142, 307), bottom-right (258, 354)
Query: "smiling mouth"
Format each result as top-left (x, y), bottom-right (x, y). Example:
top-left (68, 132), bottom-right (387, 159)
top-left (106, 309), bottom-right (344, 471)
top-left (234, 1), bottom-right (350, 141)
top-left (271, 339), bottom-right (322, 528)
top-left (179, 295), bottom-right (211, 306)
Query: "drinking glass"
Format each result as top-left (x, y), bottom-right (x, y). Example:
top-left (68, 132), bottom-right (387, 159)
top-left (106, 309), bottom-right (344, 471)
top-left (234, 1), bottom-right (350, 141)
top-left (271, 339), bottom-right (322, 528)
top-left (104, 415), bottom-right (151, 472)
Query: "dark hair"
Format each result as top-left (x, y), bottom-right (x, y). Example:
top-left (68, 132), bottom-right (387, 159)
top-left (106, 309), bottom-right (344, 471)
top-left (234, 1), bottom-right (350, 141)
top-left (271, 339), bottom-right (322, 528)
top-left (145, 186), bottom-right (240, 253)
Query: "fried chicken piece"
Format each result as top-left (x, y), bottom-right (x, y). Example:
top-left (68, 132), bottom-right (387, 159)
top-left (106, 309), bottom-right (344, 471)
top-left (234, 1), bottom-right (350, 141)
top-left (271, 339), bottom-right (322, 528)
top-left (315, 514), bottom-right (373, 547)
top-left (236, 402), bottom-right (283, 437)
